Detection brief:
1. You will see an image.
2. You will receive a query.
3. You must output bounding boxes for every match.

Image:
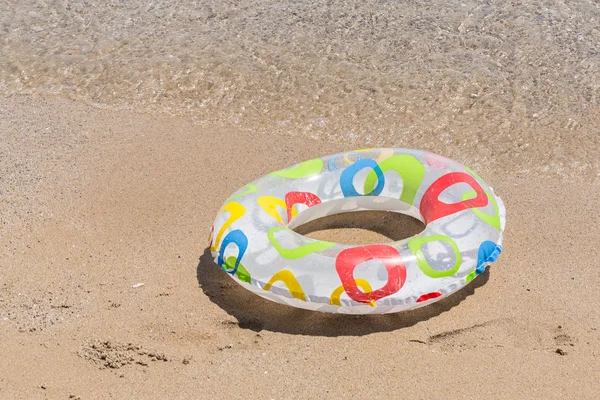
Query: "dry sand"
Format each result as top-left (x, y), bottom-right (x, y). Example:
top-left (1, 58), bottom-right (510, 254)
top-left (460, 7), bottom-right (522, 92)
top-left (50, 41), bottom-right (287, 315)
top-left (1, 94), bottom-right (599, 399)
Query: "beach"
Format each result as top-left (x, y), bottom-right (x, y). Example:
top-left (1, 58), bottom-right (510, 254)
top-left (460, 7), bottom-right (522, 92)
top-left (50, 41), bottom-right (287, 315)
top-left (1, 1), bottom-right (600, 398)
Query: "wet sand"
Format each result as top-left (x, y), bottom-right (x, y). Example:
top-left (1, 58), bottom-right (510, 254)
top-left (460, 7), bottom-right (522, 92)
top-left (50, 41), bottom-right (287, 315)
top-left (1, 94), bottom-right (599, 398)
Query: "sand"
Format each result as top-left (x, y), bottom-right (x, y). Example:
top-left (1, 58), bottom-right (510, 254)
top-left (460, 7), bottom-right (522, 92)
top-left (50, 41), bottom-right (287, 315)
top-left (1, 94), bottom-right (599, 399)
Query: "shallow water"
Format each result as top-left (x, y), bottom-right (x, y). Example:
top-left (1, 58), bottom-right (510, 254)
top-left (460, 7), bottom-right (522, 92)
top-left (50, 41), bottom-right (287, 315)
top-left (1, 0), bottom-right (598, 177)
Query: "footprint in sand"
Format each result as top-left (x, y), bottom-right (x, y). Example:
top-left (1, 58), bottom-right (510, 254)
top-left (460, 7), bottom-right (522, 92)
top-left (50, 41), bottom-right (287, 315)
top-left (419, 319), bottom-right (575, 354)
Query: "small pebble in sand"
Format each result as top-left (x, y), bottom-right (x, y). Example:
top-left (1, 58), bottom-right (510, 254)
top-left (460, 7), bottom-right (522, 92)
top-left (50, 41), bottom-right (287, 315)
top-left (555, 348), bottom-right (567, 356)
top-left (132, 283), bottom-right (144, 289)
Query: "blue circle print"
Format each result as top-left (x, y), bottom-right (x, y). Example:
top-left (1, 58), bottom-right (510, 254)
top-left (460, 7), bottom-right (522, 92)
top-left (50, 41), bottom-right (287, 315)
top-left (340, 158), bottom-right (385, 197)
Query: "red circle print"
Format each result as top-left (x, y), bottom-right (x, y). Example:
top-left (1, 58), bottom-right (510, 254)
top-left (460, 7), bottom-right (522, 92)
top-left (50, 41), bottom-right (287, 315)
top-left (335, 245), bottom-right (407, 303)
top-left (416, 292), bottom-right (442, 303)
top-left (419, 172), bottom-right (488, 223)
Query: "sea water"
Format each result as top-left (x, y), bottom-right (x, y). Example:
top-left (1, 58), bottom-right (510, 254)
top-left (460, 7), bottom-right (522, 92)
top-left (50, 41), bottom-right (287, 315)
top-left (1, 0), bottom-right (598, 177)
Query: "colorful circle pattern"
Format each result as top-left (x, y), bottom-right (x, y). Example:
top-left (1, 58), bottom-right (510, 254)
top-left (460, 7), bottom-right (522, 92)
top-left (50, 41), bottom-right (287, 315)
top-left (209, 149), bottom-right (505, 314)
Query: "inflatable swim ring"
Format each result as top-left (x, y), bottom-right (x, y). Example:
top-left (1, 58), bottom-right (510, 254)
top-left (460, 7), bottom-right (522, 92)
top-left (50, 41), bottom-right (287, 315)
top-left (209, 148), bottom-right (505, 314)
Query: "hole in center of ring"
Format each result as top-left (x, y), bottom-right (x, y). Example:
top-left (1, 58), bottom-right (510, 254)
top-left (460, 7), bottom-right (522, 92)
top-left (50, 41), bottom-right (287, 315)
top-left (288, 196), bottom-right (425, 245)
